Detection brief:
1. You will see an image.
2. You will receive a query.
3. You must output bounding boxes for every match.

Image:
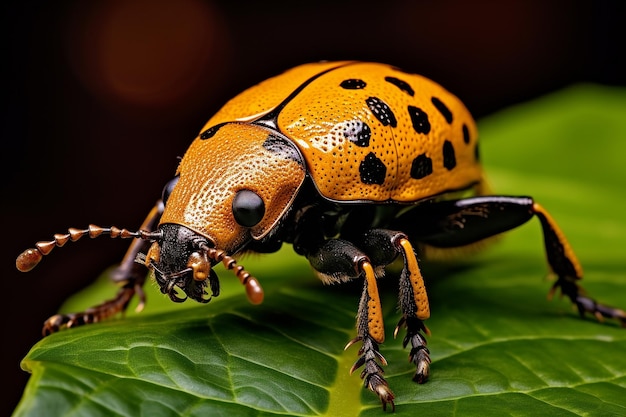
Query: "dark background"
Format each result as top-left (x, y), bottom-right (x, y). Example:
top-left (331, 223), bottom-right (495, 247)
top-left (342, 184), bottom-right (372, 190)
top-left (2, 0), bottom-right (625, 414)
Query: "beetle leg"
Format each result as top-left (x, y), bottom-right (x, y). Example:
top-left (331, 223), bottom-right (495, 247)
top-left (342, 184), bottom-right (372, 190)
top-left (302, 238), bottom-right (395, 410)
top-left (533, 203), bottom-right (626, 326)
top-left (357, 230), bottom-right (432, 385)
top-left (395, 238), bottom-right (432, 383)
top-left (351, 261), bottom-right (396, 411)
top-left (393, 196), bottom-right (626, 327)
top-left (42, 282), bottom-right (143, 336)
top-left (42, 203), bottom-right (162, 335)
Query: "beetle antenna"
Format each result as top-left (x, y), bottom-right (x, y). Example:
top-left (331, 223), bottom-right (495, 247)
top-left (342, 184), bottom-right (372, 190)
top-left (202, 244), bottom-right (265, 305)
top-left (16, 224), bottom-right (160, 273)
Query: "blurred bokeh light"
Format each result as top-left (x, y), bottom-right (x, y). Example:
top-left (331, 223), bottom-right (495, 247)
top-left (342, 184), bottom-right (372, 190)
top-left (65, 0), bottom-right (228, 116)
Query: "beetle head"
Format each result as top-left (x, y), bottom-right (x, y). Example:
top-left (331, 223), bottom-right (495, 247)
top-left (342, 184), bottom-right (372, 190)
top-left (143, 123), bottom-right (306, 303)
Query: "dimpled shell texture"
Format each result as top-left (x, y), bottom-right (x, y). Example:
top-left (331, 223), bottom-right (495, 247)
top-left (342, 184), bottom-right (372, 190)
top-left (160, 123), bottom-right (305, 252)
top-left (202, 61), bottom-right (483, 202)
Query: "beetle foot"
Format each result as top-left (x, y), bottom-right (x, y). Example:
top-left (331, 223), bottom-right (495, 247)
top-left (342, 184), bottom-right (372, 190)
top-left (42, 283), bottom-right (142, 336)
top-left (550, 278), bottom-right (626, 327)
top-left (395, 316), bottom-right (431, 383)
top-left (574, 294), bottom-right (626, 327)
top-left (345, 335), bottom-right (396, 411)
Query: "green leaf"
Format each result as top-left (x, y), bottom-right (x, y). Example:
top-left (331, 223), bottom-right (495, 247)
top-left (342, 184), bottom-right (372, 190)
top-left (14, 84), bottom-right (626, 417)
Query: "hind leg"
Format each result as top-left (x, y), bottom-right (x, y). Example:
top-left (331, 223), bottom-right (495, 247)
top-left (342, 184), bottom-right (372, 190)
top-left (392, 195), bottom-right (626, 326)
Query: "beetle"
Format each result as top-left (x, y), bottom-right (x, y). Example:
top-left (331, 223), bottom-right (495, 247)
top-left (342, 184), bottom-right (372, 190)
top-left (16, 61), bottom-right (626, 411)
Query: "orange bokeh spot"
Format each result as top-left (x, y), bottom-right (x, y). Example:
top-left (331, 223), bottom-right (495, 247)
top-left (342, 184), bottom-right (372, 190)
top-left (65, 0), bottom-right (228, 110)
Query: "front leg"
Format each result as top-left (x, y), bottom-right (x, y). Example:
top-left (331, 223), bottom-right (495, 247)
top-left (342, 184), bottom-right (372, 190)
top-left (42, 203), bottom-right (162, 335)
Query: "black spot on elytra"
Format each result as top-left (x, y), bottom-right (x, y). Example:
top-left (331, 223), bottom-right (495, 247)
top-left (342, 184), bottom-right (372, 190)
top-left (385, 76), bottom-right (414, 96)
top-left (359, 152), bottom-right (386, 185)
top-left (462, 124), bottom-right (470, 144)
top-left (443, 140), bottom-right (456, 170)
top-left (408, 106), bottom-right (431, 134)
top-left (366, 97), bottom-right (397, 127)
top-left (200, 123), bottom-right (226, 139)
top-left (410, 154), bottom-right (433, 179)
top-left (340, 79), bottom-right (366, 89)
top-left (431, 97), bottom-right (453, 124)
top-left (343, 120), bottom-right (371, 147)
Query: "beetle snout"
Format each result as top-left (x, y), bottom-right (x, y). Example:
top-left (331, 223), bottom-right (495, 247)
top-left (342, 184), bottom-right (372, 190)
top-left (144, 224), bottom-right (218, 303)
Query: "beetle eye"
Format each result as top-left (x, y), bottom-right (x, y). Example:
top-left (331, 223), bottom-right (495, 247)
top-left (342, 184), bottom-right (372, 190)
top-left (161, 176), bottom-right (180, 206)
top-left (232, 190), bottom-right (265, 227)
